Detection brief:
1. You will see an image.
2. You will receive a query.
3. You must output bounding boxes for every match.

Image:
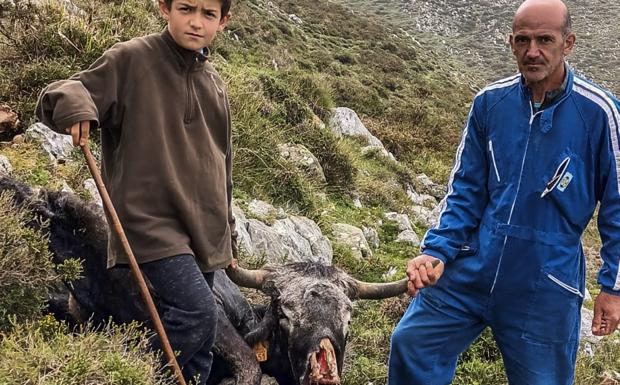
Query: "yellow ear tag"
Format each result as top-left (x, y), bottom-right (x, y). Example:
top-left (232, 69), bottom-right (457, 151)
top-left (253, 341), bottom-right (268, 362)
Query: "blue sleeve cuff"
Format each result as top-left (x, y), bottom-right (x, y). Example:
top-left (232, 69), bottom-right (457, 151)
top-left (421, 248), bottom-right (448, 264)
top-left (600, 287), bottom-right (620, 297)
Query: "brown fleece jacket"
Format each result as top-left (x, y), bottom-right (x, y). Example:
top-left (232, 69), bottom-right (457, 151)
top-left (36, 28), bottom-right (235, 272)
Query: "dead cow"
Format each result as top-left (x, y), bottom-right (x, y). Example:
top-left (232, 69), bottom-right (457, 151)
top-left (0, 176), bottom-right (407, 385)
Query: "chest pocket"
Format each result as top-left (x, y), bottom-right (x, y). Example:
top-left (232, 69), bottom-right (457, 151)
top-left (540, 151), bottom-right (594, 227)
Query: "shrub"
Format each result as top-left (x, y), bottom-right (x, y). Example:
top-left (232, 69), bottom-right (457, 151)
top-left (0, 316), bottom-right (174, 385)
top-left (0, 191), bottom-right (57, 331)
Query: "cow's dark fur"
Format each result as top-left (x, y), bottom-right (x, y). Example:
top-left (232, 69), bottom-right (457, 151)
top-left (0, 176), bottom-right (357, 385)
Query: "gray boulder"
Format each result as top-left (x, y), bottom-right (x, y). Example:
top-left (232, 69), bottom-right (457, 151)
top-left (384, 212), bottom-right (413, 232)
top-left (329, 107), bottom-right (391, 157)
top-left (0, 155), bottom-right (12, 175)
top-left (278, 143), bottom-right (326, 184)
top-left (396, 230), bottom-right (421, 247)
top-left (247, 199), bottom-right (277, 222)
top-left (26, 123), bottom-right (74, 163)
top-left (332, 223), bottom-right (372, 259)
top-left (232, 202), bottom-right (255, 256)
top-left (83, 178), bottom-right (102, 207)
top-left (362, 226), bottom-right (380, 249)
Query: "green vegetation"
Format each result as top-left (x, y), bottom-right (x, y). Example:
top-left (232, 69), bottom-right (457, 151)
top-left (0, 316), bottom-right (173, 385)
top-left (0, 0), bottom-right (617, 384)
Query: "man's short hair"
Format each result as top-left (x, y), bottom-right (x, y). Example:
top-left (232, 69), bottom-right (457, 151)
top-left (562, 8), bottom-right (572, 36)
top-left (163, 0), bottom-right (232, 17)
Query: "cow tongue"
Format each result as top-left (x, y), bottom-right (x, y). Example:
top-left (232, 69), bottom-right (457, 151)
top-left (307, 338), bottom-right (340, 384)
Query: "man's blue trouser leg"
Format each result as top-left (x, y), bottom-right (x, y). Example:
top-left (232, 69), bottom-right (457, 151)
top-left (491, 294), bottom-right (580, 385)
top-left (389, 287), bottom-right (581, 385)
top-left (388, 290), bottom-right (485, 385)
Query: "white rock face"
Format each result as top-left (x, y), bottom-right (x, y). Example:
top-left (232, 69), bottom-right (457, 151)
top-left (26, 123), bottom-right (74, 163)
top-left (288, 13), bottom-right (303, 24)
top-left (384, 212), bottom-right (413, 232)
top-left (234, 203), bottom-right (332, 264)
top-left (0, 155), bottom-right (12, 175)
top-left (396, 230), bottom-right (421, 247)
top-left (232, 201), bottom-right (255, 256)
top-left (247, 199), bottom-right (277, 221)
top-left (332, 223), bottom-right (372, 259)
top-left (83, 178), bottom-right (102, 207)
top-left (328, 107), bottom-right (391, 156)
top-left (362, 226), bottom-right (380, 249)
top-left (278, 143), bottom-right (326, 184)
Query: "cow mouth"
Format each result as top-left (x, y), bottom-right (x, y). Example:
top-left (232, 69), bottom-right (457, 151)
top-left (302, 338), bottom-right (340, 385)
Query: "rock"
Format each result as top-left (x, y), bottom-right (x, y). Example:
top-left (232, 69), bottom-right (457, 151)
top-left (288, 13), bottom-right (303, 24)
top-left (60, 181), bottom-right (73, 194)
top-left (362, 226), bottom-right (380, 249)
top-left (328, 107), bottom-right (387, 151)
top-left (244, 214), bottom-right (332, 265)
top-left (382, 266), bottom-right (398, 281)
top-left (361, 145), bottom-right (396, 161)
top-left (278, 143), bottom-right (326, 184)
top-left (25, 123), bottom-right (74, 163)
top-left (384, 212), bottom-right (413, 232)
top-left (600, 371), bottom-right (620, 385)
top-left (580, 307), bottom-right (604, 345)
top-left (332, 223), bottom-right (372, 259)
top-left (12, 134), bottom-right (25, 144)
top-left (272, 218), bottom-right (314, 262)
top-left (0, 155), bottom-right (13, 175)
top-left (83, 178), bottom-right (102, 207)
top-left (411, 205), bottom-right (437, 228)
top-left (232, 202), bottom-right (255, 256)
top-left (395, 230), bottom-right (421, 247)
top-left (0, 105), bottom-right (19, 134)
top-left (247, 199), bottom-right (277, 222)
top-left (406, 183), bottom-right (437, 208)
top-left (287, 215), bottom-right (333, 263)
top-left (247, 219), bottom-right (291, 263)
top-left (415, 173), bottom-right (445, 200)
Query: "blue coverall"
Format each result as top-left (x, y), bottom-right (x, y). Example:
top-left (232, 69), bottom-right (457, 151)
top-left (389, 69), bottom-right (620, 385)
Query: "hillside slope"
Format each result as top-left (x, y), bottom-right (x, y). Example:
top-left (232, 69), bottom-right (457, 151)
top-left (335, 0), bottom-right (620, 93)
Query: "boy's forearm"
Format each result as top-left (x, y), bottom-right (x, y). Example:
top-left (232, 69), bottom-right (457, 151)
top-left (36, 80), bottom-right (99, 133)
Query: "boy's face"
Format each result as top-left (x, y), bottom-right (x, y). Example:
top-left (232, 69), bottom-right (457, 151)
top-left (159, 0), bottom-right (230, 51)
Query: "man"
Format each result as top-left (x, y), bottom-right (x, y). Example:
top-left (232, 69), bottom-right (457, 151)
top-left (388, 0), bottom-right (620, 384)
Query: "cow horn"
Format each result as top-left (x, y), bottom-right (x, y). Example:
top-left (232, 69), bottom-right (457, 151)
top-left (225, 263), bottom-right (268, 290)
top-left (353, 278), bottom-right (408, 300)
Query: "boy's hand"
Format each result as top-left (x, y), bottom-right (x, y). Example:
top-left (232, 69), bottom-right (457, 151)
top-left (65, 120), bottom-right (90, 146)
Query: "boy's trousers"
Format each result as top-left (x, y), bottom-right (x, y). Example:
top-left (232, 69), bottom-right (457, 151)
top-left (141, 254), bottom-right (218, 385)
top-left (388, 288), bottom-right (580, 385)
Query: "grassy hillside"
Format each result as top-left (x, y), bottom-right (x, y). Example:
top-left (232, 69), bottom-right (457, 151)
top-left (334, 0), bottom-right (620, 94)
top-left (0, 0), bottom-right (618, 384)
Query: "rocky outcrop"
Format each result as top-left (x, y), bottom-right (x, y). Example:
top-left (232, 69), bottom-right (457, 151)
top-left (278, 143), bottom-right (326, 184)
top-left (329, 107), bottom-right (395, 160)
top-left (25, 123), bottom-right (74, 163)
top-left (0, 155), bottom-right (12, 175)
top-left (331, 223), bottom-right (372, 259)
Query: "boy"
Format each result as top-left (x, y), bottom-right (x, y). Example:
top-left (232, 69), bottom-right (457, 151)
top-left (36, 0), bottom-right (235, 383)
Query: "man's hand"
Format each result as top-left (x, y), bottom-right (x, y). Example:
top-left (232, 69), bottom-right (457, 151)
top-left (406, 254), bottom-right (445, 297)
top-left (592, 291), bottom-right (620, 336)
top-left (65, 120), bottom-right (90, 146)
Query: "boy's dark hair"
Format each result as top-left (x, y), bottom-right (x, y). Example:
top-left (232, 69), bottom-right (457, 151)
top-left (163, 0), bottom-right (232, 17)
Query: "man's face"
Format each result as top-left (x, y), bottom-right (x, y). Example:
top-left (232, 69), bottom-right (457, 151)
top-left (159, 0), bottom-right (229, 51)
top-left (510, 14), bottom-right (574, 86)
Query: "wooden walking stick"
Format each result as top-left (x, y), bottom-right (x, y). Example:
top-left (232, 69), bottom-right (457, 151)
top-left (81, 143), bottom-right (187, 385)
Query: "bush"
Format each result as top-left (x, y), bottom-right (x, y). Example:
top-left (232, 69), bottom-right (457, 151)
top-left (0, 191), bottom-right (57, 331)
top-left (0, 316), bottom-right (174, 385)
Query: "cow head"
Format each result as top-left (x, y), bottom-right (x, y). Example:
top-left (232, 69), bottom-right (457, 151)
top-left (226, 262), bottom-right (407, 385)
